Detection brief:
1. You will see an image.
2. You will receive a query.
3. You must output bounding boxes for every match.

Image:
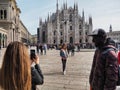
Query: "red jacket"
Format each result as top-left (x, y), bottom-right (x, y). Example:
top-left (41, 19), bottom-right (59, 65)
top-left (89, 45), bottom-right (118, 90)
top-left (118, 51), bottom-right (120, 64)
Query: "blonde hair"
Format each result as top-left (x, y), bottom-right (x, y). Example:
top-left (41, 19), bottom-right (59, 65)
top-left (0, 41), bottom-right (31, 90)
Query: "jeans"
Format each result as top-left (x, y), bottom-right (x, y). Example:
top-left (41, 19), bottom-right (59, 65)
top-left (61, 58), bottom-right (67, 72)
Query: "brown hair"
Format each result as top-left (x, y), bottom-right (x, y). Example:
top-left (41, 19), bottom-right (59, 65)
top-left (61, 43), bottom-right (67, 50)
top-left (0, 41), bottom-right (31, 90)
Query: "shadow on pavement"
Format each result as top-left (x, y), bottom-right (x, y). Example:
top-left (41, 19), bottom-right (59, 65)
top-left (44, 72), bottom-right (63, 76)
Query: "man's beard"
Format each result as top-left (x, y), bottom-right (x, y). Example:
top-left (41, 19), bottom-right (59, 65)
top-left (95, 42), bottom-right (105, 49)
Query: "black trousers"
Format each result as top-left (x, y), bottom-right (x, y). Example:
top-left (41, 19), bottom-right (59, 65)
top-left (61, 59), bottom-right (67, 72)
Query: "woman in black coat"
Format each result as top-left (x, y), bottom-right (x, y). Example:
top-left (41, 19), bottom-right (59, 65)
top-left (31, 53), bottom-right (44, 90)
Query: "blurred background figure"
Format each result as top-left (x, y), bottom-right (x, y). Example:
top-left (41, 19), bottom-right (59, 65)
top-left (43, 43), bottom-right (47, 55)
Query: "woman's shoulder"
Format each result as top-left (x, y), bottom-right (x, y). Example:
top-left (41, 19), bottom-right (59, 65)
top-left (61, 49), bottom-right (64, 51)
top-left (60, 49), bottom-right (65, 54)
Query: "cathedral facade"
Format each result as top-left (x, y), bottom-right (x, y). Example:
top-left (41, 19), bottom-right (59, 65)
top-left (38, 2), bottom-right (93, 46)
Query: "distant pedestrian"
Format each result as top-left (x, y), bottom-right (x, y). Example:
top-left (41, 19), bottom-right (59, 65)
top-left (88, 28), bottom-right (118, 90)
top-left (36, 44), bottom-right (39, 54)
top-left (67, 44), bottom-right (71, 55)
top-left (71, 44), bottom-right (75, 56)
top-left (39, 44), bottom-right (43, 55)
top-left (0, 41), bottom-right (31, 90)
top-left (60, 43), bottom-right (68, 75)
top-left (43, 43), bottom-right (47, 55)
top-left (77, 44), bottom-right (80, 52)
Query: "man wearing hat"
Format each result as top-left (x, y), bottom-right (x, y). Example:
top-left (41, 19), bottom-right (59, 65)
top-left (89, 28), bottom-right (118, 90)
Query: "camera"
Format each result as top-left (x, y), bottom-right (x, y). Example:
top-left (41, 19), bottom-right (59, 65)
top-left (30, 49), bottom-right (36, 60)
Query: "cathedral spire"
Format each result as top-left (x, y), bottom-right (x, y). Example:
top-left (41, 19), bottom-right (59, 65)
top-left (74, 0), bottom-right (77, 10)
top-left (65, 0), bottom-right (67, 9)
top-left (39, 17), bottom-right (42, 26)
top-left (63, 2), bottom-right (66, 9)
top-left (82, 9), bottom-right (85, 21)
top-left (89, 16), bottom-right (92, 25)
top-left (47, 13), bottom-right (49, 22)
top-left (74, 2), bottom-right (76, 10)
top-left (45, 19), bottom-right (47, 24)
top-left (56, 0), bottom-right (59, 11)
top-left (49, 12), bottom-right (52, 22)
top-left (76, 2), bottom-right (78, 10)
top-left (109, 24), bottom-right (112, 32)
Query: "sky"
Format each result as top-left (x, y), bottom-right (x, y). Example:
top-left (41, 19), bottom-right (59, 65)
top-left (17, 0), bottom-right (120, 35)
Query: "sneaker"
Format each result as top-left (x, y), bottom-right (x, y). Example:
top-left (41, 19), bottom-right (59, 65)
top-left (63, 71), bottom-right (66, 75)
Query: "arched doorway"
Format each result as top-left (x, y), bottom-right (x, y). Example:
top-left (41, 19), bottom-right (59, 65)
top-left (60, 39), bottom-right (63, 44)
top-left (70, 37), bottom-right (73, 44)
top-left (42, 31), bottom-right (46, 43)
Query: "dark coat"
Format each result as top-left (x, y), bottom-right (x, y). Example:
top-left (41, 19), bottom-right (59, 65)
top-left (31, 64), bottom-right (44, 90)
top-left (89, 45), bottom-right (118, 90)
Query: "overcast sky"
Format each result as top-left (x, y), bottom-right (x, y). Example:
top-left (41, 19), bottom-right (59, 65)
top-left (17, 0), bottom-right (120, 35)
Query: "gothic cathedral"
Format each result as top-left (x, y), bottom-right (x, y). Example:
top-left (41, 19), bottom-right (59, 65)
top-left (37, 1), bottom-right (93, 47)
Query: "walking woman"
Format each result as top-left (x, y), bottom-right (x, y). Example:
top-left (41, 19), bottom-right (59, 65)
top-left (60, 43), bottom-right (68, 75)
top-left (0, 41), bottom-right (31, 90)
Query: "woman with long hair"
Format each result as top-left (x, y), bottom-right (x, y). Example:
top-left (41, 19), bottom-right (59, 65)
top-left (60, 43), bottom-right (68, 75)
top-left (0, 41), bottom-right (31, 90)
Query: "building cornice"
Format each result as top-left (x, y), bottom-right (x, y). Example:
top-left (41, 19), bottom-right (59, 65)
top-left (10, 0), bottom-right (21, 13)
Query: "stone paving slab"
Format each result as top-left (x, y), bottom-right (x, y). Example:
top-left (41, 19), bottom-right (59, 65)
top-left (36, 49), bottom-right (94, 90)
top-left (0, 48), bottom-right (94, 90)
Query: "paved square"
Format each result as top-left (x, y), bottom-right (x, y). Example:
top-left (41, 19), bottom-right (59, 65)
top-left (0, 48), bottom-right (94, 90)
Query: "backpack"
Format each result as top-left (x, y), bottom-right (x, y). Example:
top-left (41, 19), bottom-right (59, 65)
top-left (102, 48), bottom-right (120, 85)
